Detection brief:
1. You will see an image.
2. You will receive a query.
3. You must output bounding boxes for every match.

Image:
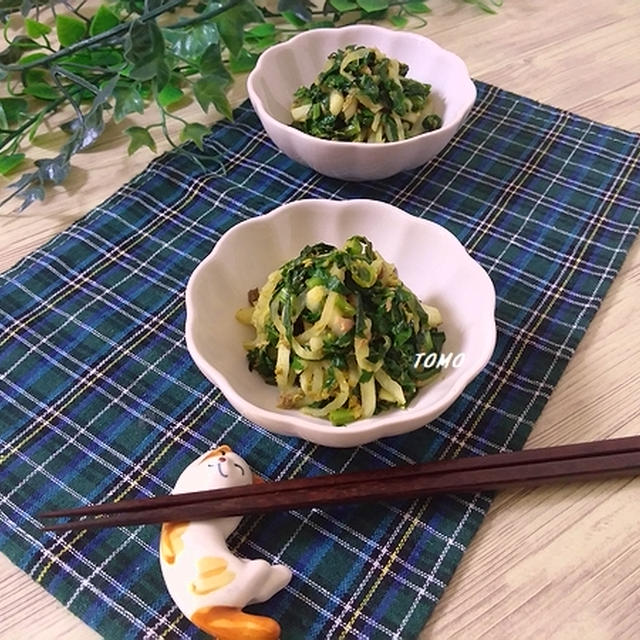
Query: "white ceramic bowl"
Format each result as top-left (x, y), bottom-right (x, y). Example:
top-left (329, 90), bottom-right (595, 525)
top-left (247, 25), bottom-right (476, 181)
top-left (185, 199), bottom-right (496, 447)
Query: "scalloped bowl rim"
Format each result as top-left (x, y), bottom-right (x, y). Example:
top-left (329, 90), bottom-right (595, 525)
top-left (185, 199), bottom-right (496, 446)
top-left (247, 24), bottom-right (477, 151)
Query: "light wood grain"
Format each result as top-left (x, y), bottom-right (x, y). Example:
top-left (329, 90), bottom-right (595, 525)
top-left (2, 0), bottom-right (640, 638)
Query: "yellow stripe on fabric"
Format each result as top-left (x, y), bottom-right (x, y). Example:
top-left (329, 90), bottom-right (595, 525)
top-left (112, 400), bottom-right (220, 504)
top-left (159, 610), bottom-right (186, 637)
top-left (23, 295), bottom-right (184, 581)
top-left (35, 530), bottom-right (86, 583)
top-left (0, 173), bottom-right (205, 351)
top-left (452, 130), bottom-right (640, 459)
top-left (0, 152), bottom-right (215, 466)
top-left (337, 502), bottom-right (428, 640)
top-left (443, 112), bottom-right (571, 458)
top-left (0, 295), bottom-right (184, 467)
top-left (34, 393), bottom-right (218, 584)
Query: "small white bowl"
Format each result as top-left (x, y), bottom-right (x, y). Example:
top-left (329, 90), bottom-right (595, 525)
top-left (247, 25), bottom-right (476, 181)
top-left (185, 199), bottom-right (496, 448)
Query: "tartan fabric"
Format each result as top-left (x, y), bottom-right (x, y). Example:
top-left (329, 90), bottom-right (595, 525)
top-left (1, 81), bottom-right (639, 640)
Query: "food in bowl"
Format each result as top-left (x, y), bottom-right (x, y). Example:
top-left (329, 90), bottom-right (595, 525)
top-left (290, 45), bottom-right (442, 143)
top-left (235, 235), bottom-right (446, 426)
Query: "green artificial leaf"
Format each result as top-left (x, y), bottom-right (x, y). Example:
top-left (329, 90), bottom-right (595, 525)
top-left (124, 125), bottom-right (156, 154)
top-left (27, 108), bottom-right (45, 141)
top-left (0, 103), bottom-right (7, 129)
top-left (278, 0), bottom-right (313, 21)
top-left (61, 107), bottom-right (106, 154)
top-left (113, 85), bottom-right (144, 122)
top-left (124, 20), bottom-right (168, 86)
top-left (0, 97), bottom-right (28, 124)
top-left (61, 50), bottom-right (92, 67)
top-left (35, 154), bottom-right (70, 184)
top-left (157, 82), bottom-right (184, 107)
top-left (56, 15), bottom-right (87, 47)
top-left (245, 23), bottom-right (276, 39)
top-left (405, 1), bottom-right (431, 13)
top-left (0, 36), bottom-right (40, 65)
top-left (89, 5), bottom-right (120, 36)
top-left (23, 67), bottom-right (47, 86)
top-left (0, 153), bottom-right (25, 175)
top-left (23, 81), bottom-right (58, 100)
top-left (19, 52), bottom-right (48, 65)
top-left (18, 182), bottom-right (45, 211)
top-left (52, 65), bottom-right (100, 95)
top-left (329, 0), bottom-right (358, 12)
top-left (229, 47), bottom-right (257, 73)
top-left (463, 0), bottom-right (500, 14)
top-left (180, 122), bottom-right (209, 150)
top-left (242, 23), bottom-right (276, 51)
top-left (88, 49), bottom-right (124, 69)
top-left (280, 10), bottom-right (306, 26)
top-left (356, 0), bottom-right (389, 12)
top-left (13, 35), bottom-right (41, 49)
top-left (199, 42), bottom-right (232, 82)
top-left (162, 22), bottom-right (219, 63)
top-left (193, 74), bottom-right (232, 119)
top-left (216, 0), bottom-right (264, 57)
top-left (389, 12), bottom-right (408, 26)
top-left (24, 18), bottom-right (51, 39)
top-left (305, 19), bottom-right (334, 28)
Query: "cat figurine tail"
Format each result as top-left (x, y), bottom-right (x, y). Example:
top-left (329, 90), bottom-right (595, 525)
top-left (159, 445), bottom-right (292, 640)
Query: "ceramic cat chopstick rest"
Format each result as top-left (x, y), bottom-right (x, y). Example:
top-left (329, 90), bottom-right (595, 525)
top-left (159, 445), bottom-right (292, 640)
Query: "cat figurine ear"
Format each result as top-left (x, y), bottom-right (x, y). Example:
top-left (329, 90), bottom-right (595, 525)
top-left (159, 445), bottom-right (292, 640)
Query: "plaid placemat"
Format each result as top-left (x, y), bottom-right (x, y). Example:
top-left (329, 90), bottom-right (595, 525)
top-left (1, 81), bottom-right (639, 640)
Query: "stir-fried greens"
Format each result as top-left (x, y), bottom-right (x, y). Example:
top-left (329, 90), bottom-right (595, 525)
top-left (290, 45), bottom-right (443, 143)
top-left (236, 236), bottom-right (446, 426)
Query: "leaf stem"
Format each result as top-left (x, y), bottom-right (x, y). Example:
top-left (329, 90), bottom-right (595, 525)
top-left (2, 0), bottom-right (243, 72)
top-left (0, 96), bottom-right (67, 152)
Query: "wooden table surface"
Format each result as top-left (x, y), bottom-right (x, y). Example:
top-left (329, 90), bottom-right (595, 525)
top-left (1, 1), bottom-right (640, 638)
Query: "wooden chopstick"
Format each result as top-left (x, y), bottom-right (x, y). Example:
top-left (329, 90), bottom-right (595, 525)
top-left (40, 435), bottom-right (640, 532)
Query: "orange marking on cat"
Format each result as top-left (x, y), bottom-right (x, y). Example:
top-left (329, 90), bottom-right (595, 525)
top-left (191, 557), bottom-right (235, 595)
top-left (191, 606), bottom-right (281, 640)
top-left (159, 522), bottom-right (189, 565)
top-left (199, 445), bottom-right (232, 464)
top-left (159, 445), bottom-right (291, 640)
